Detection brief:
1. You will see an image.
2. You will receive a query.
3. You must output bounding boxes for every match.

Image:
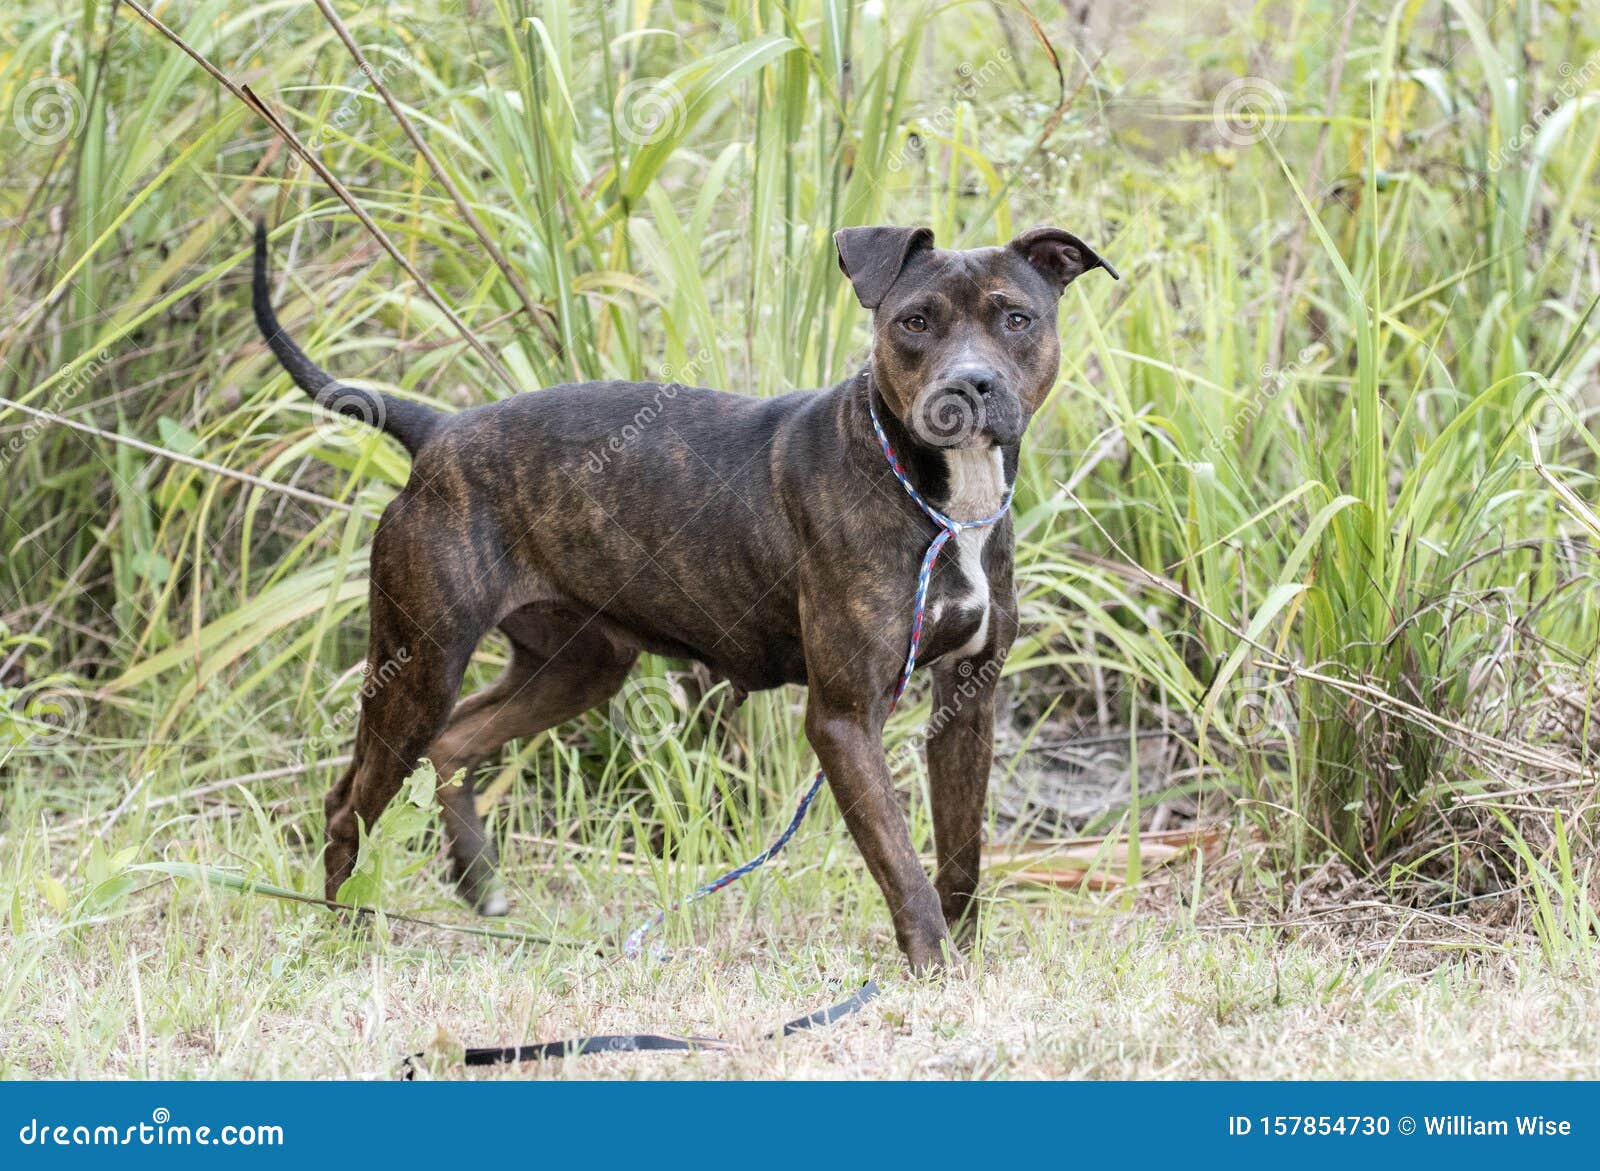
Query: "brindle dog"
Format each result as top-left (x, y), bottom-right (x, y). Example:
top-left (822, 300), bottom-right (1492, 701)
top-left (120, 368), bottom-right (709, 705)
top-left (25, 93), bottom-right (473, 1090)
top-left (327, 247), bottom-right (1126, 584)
top-left (252, 222), bottom-right (1117, 970)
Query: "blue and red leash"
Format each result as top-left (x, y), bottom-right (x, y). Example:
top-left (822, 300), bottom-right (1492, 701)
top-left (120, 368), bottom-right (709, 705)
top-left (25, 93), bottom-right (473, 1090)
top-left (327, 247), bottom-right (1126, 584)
top-left (623, 391), bottom-right (1014, 958)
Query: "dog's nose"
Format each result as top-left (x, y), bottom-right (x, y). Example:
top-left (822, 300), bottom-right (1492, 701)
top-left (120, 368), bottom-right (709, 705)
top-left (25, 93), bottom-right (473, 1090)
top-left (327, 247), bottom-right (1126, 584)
top-left (941, 365), bottom-right (1004, 398)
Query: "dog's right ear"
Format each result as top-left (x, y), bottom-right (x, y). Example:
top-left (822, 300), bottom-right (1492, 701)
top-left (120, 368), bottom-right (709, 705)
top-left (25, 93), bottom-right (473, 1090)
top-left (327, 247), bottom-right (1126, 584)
top-left (834, 226), bottom-right (934, 310)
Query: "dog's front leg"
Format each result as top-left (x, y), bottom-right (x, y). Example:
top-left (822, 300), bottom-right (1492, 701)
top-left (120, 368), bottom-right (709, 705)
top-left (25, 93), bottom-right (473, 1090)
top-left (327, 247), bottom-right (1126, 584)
top-left (805, 695), bottom-right (951, 972)
top-left (926, 653), bottom-right (1002, 938)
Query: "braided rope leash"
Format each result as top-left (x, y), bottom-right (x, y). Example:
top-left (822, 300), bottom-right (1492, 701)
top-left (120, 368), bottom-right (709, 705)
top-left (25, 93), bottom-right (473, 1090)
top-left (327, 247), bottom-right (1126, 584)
top-left (622, 391), bottom-right (1015, 958)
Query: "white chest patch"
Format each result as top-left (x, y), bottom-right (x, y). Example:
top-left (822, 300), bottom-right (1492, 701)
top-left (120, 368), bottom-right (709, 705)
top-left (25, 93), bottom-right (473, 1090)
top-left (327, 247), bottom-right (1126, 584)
top-left (944, 446), bottom-right (1008, 519)
top-left (933, 446), bottom-right (1008, 659)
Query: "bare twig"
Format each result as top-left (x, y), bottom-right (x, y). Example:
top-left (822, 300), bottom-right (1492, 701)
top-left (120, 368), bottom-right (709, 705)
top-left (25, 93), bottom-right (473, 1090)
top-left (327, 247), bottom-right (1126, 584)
top-left (43, 756), bottom-right (353, 837)
top-left (118, 0), bottom-right (522, 396)
top-left (0, 397), bottom-right (377, 517)
top-left (308, 0), bottom-right (568, 369)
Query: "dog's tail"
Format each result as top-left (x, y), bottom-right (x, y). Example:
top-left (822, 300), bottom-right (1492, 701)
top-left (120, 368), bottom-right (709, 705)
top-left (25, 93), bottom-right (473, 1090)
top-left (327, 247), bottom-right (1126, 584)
top-left (252, 221), bottom-right (440, 457)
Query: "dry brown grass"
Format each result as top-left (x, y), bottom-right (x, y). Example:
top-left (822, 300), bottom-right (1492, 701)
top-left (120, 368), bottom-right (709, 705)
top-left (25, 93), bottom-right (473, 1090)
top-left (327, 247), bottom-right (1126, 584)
top-left (7, 869), bottom-right (1598, 1080)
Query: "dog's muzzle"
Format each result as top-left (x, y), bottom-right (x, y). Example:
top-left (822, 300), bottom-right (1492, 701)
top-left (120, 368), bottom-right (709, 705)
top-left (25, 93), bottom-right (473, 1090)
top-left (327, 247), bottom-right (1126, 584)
top-left (912, 366), bottom-right (1023, 447)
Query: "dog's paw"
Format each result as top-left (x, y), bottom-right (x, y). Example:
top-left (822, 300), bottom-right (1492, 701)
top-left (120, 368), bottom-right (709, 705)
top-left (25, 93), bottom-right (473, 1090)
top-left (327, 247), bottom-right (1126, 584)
top-left (903, 929), bottom-right (965, 977)
top-left (476, 887), bottom-right (509, 917)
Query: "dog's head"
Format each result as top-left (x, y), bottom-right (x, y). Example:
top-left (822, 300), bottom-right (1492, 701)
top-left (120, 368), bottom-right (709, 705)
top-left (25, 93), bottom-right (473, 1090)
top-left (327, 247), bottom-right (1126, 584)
top-left (835, 224), bottom-right (1118, 448)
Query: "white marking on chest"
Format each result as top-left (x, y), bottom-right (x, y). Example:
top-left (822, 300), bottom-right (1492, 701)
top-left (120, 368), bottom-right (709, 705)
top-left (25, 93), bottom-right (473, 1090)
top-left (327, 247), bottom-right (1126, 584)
top-left (944, 445), bottom-right (1007, 519)
top-left (933, 446), bottom-right (1007, 659)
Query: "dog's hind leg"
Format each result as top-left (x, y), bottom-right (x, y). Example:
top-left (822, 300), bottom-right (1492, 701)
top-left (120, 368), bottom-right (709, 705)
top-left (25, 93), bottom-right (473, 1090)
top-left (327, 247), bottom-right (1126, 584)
top-left (429, 612), bottom-right (637, 914)
top-left (324, 581), bottom-right (489, 904)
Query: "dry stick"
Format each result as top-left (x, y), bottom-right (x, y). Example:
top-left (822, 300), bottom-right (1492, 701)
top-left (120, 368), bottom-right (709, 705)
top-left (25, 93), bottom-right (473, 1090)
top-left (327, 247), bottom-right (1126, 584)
top-left (154, 869), bottom-right (575, 949)
top-left (119, 0), bottom-right (522, 398)
top-left (43, 757), bottom-right (354, 837)
top-left (309, 0), bottom-right (567, 370)
top-left (1009, 6), bottom-right (1103, 156)
top-left (1062, 486), bottom-right (1590, 782)
top-left (91, 778), bottom-right (153, 849)
top-left (0, 398), bottom-right (372, 516)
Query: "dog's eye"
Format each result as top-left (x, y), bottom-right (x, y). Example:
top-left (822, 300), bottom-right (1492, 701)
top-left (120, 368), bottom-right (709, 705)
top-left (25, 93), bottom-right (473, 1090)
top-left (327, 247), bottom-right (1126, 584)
top-left (900, 315), bottom-right (928, 334)
top-left (1004, 312), bottom-right (1032, 332)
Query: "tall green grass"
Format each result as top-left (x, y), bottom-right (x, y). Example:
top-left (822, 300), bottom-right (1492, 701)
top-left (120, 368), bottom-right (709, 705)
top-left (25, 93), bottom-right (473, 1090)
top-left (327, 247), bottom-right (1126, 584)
top-left (2, 0), bottom-right (1597, 956)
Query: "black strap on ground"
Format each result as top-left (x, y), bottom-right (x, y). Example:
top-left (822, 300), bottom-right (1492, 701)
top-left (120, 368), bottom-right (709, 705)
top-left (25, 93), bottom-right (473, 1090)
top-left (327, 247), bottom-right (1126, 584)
top-left (401, 981), bottom-right (879, 1078)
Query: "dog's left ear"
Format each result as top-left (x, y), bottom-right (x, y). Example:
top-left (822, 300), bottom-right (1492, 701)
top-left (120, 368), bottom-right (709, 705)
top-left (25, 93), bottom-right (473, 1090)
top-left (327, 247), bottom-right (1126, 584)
top-left (835, 225), bottom-right (935, 310)
top-left (1009, 227), bottom-right (1120, 295)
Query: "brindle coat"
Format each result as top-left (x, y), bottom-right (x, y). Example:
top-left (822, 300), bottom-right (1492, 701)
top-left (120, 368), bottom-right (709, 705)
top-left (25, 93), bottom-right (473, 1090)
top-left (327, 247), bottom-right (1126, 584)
top-left (252, 222), bottom-right (1116, 970)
